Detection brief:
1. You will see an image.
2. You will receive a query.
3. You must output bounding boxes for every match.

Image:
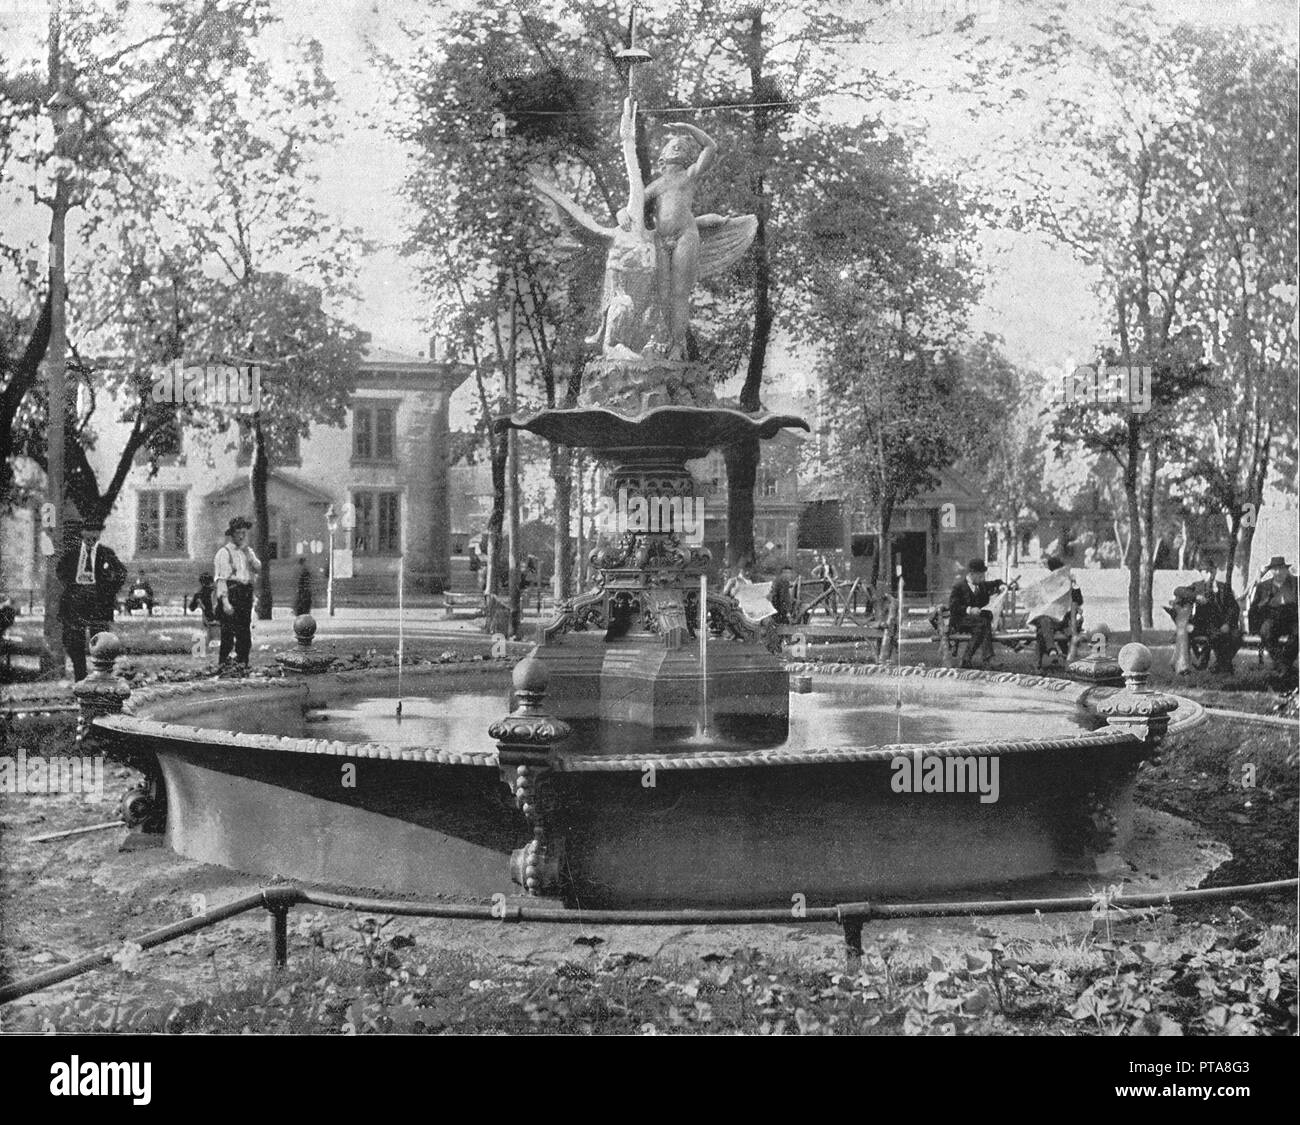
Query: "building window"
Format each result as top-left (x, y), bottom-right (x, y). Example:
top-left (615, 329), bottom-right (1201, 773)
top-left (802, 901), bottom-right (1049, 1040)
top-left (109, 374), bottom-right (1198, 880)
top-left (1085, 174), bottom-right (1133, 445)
top-left (237, 424), bottom-right (300, 466)
top-left (137, 490), bottom-right (187, 556)
top-left (760, 473), bottom-right (778, 498)
top-left (352, 491), bottom-right (401, 555)
top-left (353, 403), bottom-right (396, 462)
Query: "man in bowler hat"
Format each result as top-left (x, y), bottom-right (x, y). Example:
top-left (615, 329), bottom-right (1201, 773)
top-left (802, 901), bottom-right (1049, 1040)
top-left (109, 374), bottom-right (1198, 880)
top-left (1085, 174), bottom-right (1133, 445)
top-left (948, 558), bottom-right (1006, 669)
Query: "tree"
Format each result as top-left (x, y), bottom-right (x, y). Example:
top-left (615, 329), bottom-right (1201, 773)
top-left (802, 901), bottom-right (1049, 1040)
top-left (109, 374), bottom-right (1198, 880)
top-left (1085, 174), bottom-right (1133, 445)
top-left (1001, 11), bottom-right (1225, 634)
top-left (153, 44), bottom-right (368, 617)
top-left (393, 0), bottom-right (897, 595)
top-left (1163, 27), bottom-right (1298, 586)
top-left (1, 8), bottom-right (364, 623)
top-left (958, 5), bottom-right (1294, 632)
top-left (967, 341), bottom-right (1049, 566)
top-left (0, 0), bottom-right (273, 662)
top-left (798, 126), bottom-right (985, 584)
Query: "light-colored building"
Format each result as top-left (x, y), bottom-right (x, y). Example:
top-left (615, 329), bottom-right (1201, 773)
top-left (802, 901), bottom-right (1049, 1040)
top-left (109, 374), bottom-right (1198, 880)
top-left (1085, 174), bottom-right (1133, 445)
top-left (798, 468), bottom-right (988, 595)
top-left (0, 346), bottom-right (469, 606)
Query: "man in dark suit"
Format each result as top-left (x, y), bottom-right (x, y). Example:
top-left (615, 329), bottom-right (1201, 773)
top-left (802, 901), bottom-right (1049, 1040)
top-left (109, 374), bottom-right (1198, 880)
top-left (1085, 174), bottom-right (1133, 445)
top-left (771, 564), bottom-right (797, 625)
top-left (948, 558), bottom-right (1006, 668)
top-left (1173, 560), bottom-right (1241, 672)
top-left (1249, 556), bottom-right (1298, 671)
top-left (55, 516), bottom-right (127, 681)
top-left (951, 559), bottom-right (1008, 665)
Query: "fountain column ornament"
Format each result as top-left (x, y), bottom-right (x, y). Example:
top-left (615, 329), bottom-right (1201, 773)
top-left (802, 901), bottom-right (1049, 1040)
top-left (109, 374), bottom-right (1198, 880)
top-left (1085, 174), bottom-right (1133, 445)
top-left (73, 631), bottom-right (131, 745)
top-left (276, 614), bottom-right (333, 675)
top-left (73, 632), bottom-right (166, 841)
top-left (1068, 627), bottom-right (1123, 684)
top-left (1095, 643), bottom-right (1179, 746)
top-left (489, 655), bottom-right (572, 896)
top-left (497, 25), bottom-right (807, 735)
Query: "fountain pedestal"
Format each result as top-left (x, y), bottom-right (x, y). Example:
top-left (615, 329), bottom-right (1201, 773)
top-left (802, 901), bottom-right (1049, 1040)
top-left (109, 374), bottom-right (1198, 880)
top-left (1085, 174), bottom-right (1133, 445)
top-left (499, 375), bottom-right (805, 738)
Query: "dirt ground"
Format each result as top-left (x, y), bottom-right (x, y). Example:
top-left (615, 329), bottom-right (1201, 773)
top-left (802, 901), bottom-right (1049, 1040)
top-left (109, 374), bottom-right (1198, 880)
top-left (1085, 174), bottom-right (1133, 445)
top-left (0, 649), bottom-right (1295, 1030)
top-left (0, 738), bottom-right (1291, 1030)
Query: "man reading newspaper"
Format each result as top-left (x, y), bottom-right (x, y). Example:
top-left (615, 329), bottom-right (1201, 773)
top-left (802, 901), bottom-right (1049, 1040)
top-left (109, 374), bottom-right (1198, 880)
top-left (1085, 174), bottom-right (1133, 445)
top-left (1020, 556), bottom-right (1083, 668)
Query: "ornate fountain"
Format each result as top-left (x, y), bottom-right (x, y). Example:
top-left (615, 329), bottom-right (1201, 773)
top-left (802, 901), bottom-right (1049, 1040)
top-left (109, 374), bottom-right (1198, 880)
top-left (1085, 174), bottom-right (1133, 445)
top-left (499, 87), bottom-right (806, 735)
top-left (73, 33), bottom-right (1210, 912)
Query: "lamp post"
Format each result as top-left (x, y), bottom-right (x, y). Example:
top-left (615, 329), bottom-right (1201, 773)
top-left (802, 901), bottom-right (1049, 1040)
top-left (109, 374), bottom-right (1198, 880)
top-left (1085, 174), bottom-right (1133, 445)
top-left (324, 505), bottom-right (338, 617)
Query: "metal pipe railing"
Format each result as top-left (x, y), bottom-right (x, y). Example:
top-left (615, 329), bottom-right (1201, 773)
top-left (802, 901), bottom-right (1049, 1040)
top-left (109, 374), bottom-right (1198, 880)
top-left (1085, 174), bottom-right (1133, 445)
top-left (1, 879), bottom-right (1294, 1006)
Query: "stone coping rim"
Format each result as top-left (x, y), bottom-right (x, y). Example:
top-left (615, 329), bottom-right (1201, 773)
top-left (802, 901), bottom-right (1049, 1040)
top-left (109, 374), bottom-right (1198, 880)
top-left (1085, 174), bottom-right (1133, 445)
top-left (89, 659), bottom-right (1205, 772)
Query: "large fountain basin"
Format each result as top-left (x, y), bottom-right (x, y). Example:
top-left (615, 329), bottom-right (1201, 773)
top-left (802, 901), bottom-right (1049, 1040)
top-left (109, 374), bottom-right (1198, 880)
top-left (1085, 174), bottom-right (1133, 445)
top-left (92, 663), bottom-right (1206, 907)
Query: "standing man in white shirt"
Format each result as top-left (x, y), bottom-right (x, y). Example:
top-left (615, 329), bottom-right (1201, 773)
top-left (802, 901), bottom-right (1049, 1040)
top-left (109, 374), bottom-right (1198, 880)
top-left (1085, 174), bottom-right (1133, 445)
top-left (214, 516), bottom-right (260, 669)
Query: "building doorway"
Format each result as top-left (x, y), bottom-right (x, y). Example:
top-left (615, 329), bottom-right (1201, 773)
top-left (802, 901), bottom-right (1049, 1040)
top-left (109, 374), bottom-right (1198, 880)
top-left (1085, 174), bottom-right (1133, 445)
top-left (891, 531), bottom-right (929, 594)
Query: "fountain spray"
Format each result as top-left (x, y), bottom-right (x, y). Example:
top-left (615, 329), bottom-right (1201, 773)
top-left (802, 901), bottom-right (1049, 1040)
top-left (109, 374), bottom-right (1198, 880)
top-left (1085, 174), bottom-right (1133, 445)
top-left (395, 553), bottom-right (405, 719)
top-left (896, 563), bottom-right (905, 745)
top-left (698, 573), bottom-right (708, 736)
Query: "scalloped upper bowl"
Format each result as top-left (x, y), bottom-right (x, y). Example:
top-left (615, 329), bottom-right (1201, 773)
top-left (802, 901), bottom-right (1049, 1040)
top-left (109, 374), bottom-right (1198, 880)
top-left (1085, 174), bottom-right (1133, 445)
top-left (493, 405), bottom-right (810, 453)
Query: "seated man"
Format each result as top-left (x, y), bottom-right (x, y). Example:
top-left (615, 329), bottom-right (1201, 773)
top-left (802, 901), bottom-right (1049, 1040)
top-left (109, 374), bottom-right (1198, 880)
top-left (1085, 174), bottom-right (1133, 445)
top-left (770, 564), bottom-right (797, 626)
top-left (1026, 555), bottom-right (1084, 669)
top-left (1249, 556), bottom-right (1298, 671)
top-left (948, 558), bottom-right (1006, 669)
top-left (1172, 560), bottom-right (1241, 673)
top-left (187, 573), bottom-right (218, 625)
top-left (123, 572), bottom-right (156, 615)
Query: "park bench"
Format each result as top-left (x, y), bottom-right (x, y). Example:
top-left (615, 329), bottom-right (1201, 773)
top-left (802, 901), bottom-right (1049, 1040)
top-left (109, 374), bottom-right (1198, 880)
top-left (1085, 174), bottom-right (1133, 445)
top-left (774, 621), bottom-right (896, 662)
top-left (442, 591), bottom-right (482, 619)
top-left (774, 579), bottom-right (899, 662)
top-left (2, 631), bottom-right (48, 671)
top-left (931, 599), bottom-right (1083, 669)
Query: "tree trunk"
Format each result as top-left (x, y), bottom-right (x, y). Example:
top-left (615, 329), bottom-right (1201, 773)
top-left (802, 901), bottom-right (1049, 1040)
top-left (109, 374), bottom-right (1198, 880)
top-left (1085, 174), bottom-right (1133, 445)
top-left (1140, 444), bottom-right (1156, 628)
top-left (723, 440), bottom-right (758, 568)
top-left (550, 443), bottom-right (572, 602)
top-left (250, 413), bottom-right (273, 619)
top-left (874, 501), bottom-right (894, 588)
top-left (1123, 418), bottom-right (1143, 640)
top-left (40, 178), bottom-right (70, 672)
top-left (723, 10), bottom-right (776, 570)
top-left (573, 450), bottom-right (586, 591)
top-left (1224, 510), bottom-right (1242, 594)
top-left (484, 438), bottom-right (507, 634)
top-left (0, 292), bottom-right (52, 501)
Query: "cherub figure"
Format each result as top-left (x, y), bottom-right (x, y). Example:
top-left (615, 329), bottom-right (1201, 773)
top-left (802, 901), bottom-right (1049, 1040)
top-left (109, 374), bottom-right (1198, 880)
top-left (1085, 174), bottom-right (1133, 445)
top-left (644, 119), bottom-right (717, 355)
top-left (529, 98), bottom-right (756, 361)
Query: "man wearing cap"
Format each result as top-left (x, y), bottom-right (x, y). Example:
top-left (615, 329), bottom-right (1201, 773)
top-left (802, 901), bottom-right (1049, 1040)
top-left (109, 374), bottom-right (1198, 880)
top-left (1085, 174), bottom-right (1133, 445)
top-left (214, 516), bottom-right (261, 669)
top-left (55, 517), bottom-right (127, 681)
top-left (1249, 557), bottom-right (1298, 671)
top-left (948, 558), bottom-right (1006, 669)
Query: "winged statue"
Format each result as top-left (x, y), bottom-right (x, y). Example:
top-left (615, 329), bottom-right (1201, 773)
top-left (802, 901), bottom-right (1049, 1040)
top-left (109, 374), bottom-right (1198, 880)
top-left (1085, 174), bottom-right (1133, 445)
top-left (531, 97), bottom-right (757, 361)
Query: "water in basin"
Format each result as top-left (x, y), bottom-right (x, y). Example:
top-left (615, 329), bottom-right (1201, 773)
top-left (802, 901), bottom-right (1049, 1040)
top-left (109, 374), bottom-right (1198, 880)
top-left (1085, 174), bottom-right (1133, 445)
top-left (285, 679), bottom-right (1096, 757)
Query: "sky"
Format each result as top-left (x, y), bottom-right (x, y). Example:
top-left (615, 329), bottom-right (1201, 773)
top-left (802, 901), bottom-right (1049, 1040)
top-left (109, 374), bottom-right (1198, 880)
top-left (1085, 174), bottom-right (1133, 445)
top-left (1, 0), bottom-right (1294, 414)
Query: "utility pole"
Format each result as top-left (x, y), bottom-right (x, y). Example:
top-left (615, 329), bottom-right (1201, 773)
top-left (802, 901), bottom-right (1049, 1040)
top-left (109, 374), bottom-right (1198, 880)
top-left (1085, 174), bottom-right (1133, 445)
top-left (41, 0), bottom-right (71, 671)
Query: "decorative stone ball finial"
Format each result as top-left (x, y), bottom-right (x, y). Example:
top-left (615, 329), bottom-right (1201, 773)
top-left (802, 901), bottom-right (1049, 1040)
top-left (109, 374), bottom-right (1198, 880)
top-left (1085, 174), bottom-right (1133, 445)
top-left (87, 631), bottom-right (125, 677)
top-left (512, 653), bottom-right (549, 712)
top-left (75, 631), bottom-right (131, 742)
top-left (1118, 642), bottom-right (1153, 691)
top-left (293, 614), bottom-right (318, 649)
